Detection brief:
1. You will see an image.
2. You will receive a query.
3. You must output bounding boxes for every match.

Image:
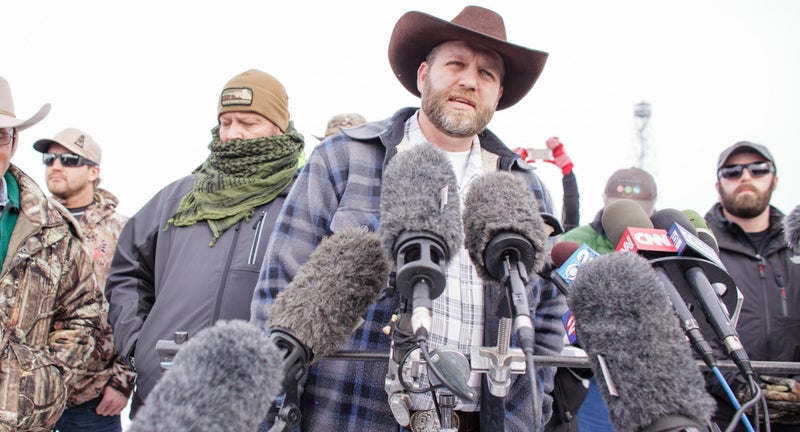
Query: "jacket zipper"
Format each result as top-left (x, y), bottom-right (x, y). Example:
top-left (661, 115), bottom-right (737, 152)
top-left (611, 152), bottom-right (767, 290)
top-left (249, 210), bottom-right (267, 265)
top-left (776, 273), bottom-right (787, 317)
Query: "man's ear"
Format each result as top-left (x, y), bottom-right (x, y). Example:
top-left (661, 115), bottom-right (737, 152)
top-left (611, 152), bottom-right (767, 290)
top-left (87, 165), bottom-right (100, 182)
top-left (416, 62), bottom-right (429, 94)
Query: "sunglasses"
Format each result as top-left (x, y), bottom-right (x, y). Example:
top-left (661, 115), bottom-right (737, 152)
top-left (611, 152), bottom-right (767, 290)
top-left (717, 161), bottom-right (774, 179)
top-left (42, 153), bottom-right (97, 167)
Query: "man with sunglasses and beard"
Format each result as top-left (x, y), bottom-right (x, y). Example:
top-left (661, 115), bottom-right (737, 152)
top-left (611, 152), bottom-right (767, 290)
top-left (705, 141), bottom-right (800, 430)
top-left (33, 128), bottom-right (135, 432)
top-left (251, 6), bottom-right (564, 431)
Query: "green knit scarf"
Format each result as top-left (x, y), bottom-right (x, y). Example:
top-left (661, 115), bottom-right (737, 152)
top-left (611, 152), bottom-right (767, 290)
top-left (167, 122), bottom-right (304, 246)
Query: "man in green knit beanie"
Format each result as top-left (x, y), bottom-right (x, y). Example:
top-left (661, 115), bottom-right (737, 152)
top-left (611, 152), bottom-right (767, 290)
top-left (105, 69), bottom-right (305, 417)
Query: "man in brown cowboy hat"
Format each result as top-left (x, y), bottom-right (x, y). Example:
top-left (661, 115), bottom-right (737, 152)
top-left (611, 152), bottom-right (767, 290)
top-left (0, 77), bottom-right (103, 430)
top-left (252, 6), bottom-right (563, 431)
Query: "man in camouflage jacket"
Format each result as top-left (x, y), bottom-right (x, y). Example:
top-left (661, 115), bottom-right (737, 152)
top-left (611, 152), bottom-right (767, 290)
top-left (34, 128), bottom-right (136, 431)
top-left (0, 76), bottom-right (102, 431)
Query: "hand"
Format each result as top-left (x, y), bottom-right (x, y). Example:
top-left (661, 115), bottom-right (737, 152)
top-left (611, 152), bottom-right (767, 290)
top-left (95, 385), bottom-right (130, 416)
top-left (758, 375), bottom-right (800, 423)
top-left (544, 137), bottom-right (573, 175)
top-left (513, 147), bottom-right (534, 163)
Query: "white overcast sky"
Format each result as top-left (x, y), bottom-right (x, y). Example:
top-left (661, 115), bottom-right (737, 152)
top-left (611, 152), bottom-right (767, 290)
top-left (4, 1), bottom-right (799, 223)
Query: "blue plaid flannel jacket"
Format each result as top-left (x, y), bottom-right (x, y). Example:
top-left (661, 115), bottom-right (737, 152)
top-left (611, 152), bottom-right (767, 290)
top-left (251, 107), bottom-right (567, 431)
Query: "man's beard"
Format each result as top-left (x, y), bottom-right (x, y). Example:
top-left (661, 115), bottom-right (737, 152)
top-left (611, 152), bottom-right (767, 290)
top-left (720, 181), bottom-right (774, 218)
top-left (421, 80), bottom-right (496, 138)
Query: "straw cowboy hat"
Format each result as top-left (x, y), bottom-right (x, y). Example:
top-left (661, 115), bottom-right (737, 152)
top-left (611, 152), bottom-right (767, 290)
top-left (0, 77), bottom-right (50, 131)
top-left (388, 6), bottom-right (548, 111)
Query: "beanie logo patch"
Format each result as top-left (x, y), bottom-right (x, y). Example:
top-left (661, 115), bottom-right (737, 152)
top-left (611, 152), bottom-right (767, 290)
top-left (220, 87), bottom-right (254, 107)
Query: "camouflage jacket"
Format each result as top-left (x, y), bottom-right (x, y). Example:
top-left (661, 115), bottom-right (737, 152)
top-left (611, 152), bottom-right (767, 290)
top-left (0, 165), bottom-right (103, 431)
top-left (65, 188), bottom-right (136, 407)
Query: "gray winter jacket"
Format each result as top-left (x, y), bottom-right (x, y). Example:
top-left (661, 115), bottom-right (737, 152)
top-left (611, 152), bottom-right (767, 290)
top-left (105, 174), bottom-right (289, 405)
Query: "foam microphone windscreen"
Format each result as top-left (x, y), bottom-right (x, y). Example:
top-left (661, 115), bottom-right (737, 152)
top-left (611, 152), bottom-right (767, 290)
top-left (600, 199), bottom-right (653, 245)
top-left (379, 143), bottom-right (462, 261)
top-left (551, 241), bottom-right (580, 267)
top-left (651, 208), bottom-right (697, 235)
top-left (128, 320), bottom-right (284, 432)
top-left (463, 171), bottom-right (549, 280)
top-left (683, 209), bottom-right (720, 254)
top-left (567, 252), bottom-right (716, 432)
top-left (266, 227), bottom-right (390, 360)
top-left (784, 204), bottom-right (800, 254)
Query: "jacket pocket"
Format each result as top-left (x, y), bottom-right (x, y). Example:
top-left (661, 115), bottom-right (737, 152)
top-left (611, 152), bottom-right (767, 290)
top-left (1, 343), bottom-right (68, 431)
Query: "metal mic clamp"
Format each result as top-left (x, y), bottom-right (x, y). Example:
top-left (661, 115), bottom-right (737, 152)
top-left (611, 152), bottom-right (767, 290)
top-left (385, 309), bottom-right (415, 426)
top-left (155, 331), bottom-right (189, 374)
top-left (471, 318), bottom-right (526, 397)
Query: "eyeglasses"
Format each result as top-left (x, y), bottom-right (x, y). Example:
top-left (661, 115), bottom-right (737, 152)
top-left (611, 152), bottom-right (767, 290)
top-left (0, 129), bottom-right (15, 146)
top-left (717, 161), bottom-right (774, 179)
top-left (42, 153), bottom-right (97, 167)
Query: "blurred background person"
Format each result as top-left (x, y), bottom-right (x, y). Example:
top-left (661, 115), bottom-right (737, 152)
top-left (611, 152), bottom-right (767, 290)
top-left (313, 112), bottom-right (367, 141)
top-left (515, 136), bottom-right (579, 233)
top-left (558, 167), bottom-right (658, 432)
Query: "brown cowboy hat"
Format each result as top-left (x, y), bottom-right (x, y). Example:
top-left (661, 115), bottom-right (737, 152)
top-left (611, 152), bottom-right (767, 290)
top-left (388, 6), bottom-right (548, 111)
top-left (0, 77), bottom-right (50, 131)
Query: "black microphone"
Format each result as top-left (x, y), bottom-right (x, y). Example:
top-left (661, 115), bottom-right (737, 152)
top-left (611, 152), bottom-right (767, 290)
top-left (606, 204), bottom-right (751, 377)
top-left (462, 171), bottom-right (549, 355)
top-left (128, 320), bottom-right (285, 432)
top-left (265, 227), bottom-right (390, 431)
top-left (567, 252), bottom-right (716, 432)
top-left (785, 204), bottom-right (800, 254)
top-left (380, 143), bottom-right (462, 340)
top-left (650, 208), bottom-right (695, 234)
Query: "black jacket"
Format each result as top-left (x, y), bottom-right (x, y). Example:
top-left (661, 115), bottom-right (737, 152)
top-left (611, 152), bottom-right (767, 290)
top-left (705, 203), bottom-right (800, 428)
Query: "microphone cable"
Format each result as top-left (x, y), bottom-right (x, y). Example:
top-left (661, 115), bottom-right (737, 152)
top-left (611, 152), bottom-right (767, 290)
top-left (711, 366), bottom-right (756, 432)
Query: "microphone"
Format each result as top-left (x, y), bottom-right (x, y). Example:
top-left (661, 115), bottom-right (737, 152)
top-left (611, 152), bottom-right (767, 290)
top-left (550, 241), bottom-right (598, 346)
top-left (567, 252), bottom-right (716, 432)
top-left (603, 205), bottom-right (751, 377)
top-left (128, 320), bottom-right (285, 432)
top-left (462, 171), bottom-right (549, 355)
top-left (601, 199), bottom-right (654, 246)
top-left (379, 143), bottom-right (462, 340)
top-left (682, 209), bottom-right (720, 255)
top-left (266, 227), bottom-right (391, 431)
top-left (784, 204), bottom-right (800, 254)
top-left (553, 242), bottom-right (599, 288)
top-left (545, 241), bottom-right (580, 296)
top-left (379, 144), bottom-right (465, 422)
top-left (650, 208), bottom-right (695, 234)
top-left (651, 210), bottom-right (726, 269)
